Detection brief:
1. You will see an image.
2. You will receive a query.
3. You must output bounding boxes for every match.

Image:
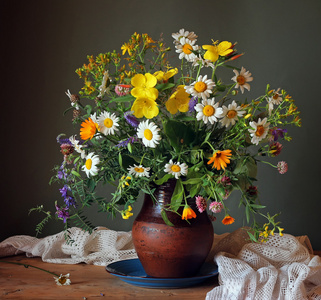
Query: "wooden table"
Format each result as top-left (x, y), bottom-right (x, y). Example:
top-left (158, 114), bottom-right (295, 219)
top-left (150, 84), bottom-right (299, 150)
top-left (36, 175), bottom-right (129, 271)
top-left (0, 255), bottom-right (219, 299)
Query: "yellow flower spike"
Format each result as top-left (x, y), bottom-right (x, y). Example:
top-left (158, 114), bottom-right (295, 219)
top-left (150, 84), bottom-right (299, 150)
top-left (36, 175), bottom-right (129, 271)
top-left (278, 227), bottom-right (284, 236)
top-left (244, 113), bottom-right (252, 119)
top-left (122, 206), bottom-right (133, 219)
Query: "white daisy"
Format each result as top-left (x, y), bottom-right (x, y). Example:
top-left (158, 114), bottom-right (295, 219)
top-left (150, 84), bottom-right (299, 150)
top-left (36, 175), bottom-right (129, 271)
top-left (127, 164), bottom-right (150, 178)
top-left (69, 135), bottom-right (86, 159)
top-left (185, 75), bottom-right (215, 100)
top-left (231, 67), bottom-right (253, 94)
top-left (248, 117), bottom-right (270, 145)
top-left (90, 112), bottom-right (99, 123)
top-left (172, 28), bottom-right (198, 44)
top-left (175, 37), bottom-right (199, 62)
top-left (82, 152), bottom-right (100, 178)
top-left (269, 88), bottom-right (283, 105)
top-left (137, 120), bottom-right (161, 148)
top-left (98, 71), bottom-right (111, 97)
top-left (98, 111), bottom-right (119, 135)
top-left (164, 160), bottom-right (188, 179)
top-left (195, 98), bottom-right (223, 124)
top-left (220, 100), bottom-right (246, 127)
top-left (54, 273), bottom-right (71, 286)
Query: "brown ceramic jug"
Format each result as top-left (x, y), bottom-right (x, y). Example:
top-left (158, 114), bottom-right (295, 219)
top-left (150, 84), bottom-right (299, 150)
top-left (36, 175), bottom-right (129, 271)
top-left (132, 179), bottom-right (214, 278)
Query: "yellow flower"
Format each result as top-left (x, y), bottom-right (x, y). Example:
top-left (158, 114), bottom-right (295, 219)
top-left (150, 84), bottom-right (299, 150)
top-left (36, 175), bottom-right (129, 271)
top-left (80, 118), bottom-right (99, 140)
top-left (131, 73), bottom-right (158, 100)
top-left (122, 206), bottom-right (133, 219)
top-left (131, 97), bottom-right (159, 119)
top-left (202, 41), bottom-right (233, 62)
top-left (165, 85), bottom-right (190, 114)
top-left (121, 42), bottom-right (132, 56)
top-left (207, 150), bottom-right (232, 170)
top-left (278, 227), bottom-right (284, 236)
top-left (154, 68), bottom-right (178, 82)
top-left (222, 215), bottom-right (235, 225)
top-left (182, 205), bottom-right (197, 220)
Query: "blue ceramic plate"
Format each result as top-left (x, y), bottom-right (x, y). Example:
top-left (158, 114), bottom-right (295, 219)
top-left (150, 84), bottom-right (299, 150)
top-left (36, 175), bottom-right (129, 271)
top-left (106, 258), bottom-right (218, 289)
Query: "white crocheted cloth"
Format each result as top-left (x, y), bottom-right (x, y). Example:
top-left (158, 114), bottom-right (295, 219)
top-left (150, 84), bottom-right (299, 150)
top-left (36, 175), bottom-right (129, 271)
top-left (0, 227), bottom-right (320, 299)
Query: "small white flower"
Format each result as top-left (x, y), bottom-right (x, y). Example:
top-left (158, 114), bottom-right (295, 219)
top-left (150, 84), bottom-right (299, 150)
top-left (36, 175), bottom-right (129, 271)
top-left (175, 37), bottom-right (199, 62)
top-left (231, 67), bottom-right (253, 94)
top-left (172, 28), bottom-right (198, 44)
top-left (185, 75), bottom-right (215, 100)
top-left (65, 89), bottom-right (79, 110)
top-left (220, 100), bottom-right (246, 127)
top-left (69, 135), bottom-right (86, 159)
top-left (98, 111), bottom-right (119, 135)
top-left (248, 117), bottom-right (270, 145)
top-left (98, 71), bottom-right (111, 97)
top-left (191, 55), bottom-right (214, 69)
top-left (82, 152), bottom-right (100, 177)
top-left (54, 273), bottom-right (71, 286)
top-left (269, 88), bottom-right (283, 105)
top-left (127, 164), bottom-right (150, 178)
top-left (137, 120), bottom-right (161, 148)
top-left (164, 160), bottom-right (188, 179)
top-left (195, 98), bottom-right (223, 124)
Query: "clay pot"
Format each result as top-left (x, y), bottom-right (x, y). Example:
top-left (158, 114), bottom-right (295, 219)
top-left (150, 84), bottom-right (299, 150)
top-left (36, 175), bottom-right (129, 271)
top-left (132, 179), bottom-right (214, 278)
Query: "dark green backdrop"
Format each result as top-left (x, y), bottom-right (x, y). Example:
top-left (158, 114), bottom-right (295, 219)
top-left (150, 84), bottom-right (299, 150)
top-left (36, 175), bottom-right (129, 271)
top-left (1, 0), bottom-right (321, 249)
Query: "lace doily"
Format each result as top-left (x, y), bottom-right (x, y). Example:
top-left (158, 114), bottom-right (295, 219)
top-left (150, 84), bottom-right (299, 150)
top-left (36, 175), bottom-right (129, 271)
top-left (0, 227), bottom-right (320, 299)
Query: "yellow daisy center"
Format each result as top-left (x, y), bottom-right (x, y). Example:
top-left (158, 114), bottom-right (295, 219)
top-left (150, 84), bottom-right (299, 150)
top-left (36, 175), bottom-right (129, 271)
top-left (227, 110), bottom-right (237, 119)
top-left (255, 125), bottom-right (265, 137)
top-left (134, 167), bottom-right (145, 173)
top-left (236, 75), bottom-right (246, 85)
top-left (182, 43), bottom-right (192, 54)
top-left (85, 158), bottom-right (92, 170)
top-left (203, 105), bottom-right (215, 117)
top-left (58, 277), bottom-right (67, 285)
top-left (194, 82), bottom-right (207, 93)
top-left (144, 128), bottom-right (153, 140)
top-left (104, 118), bottom-right (113, 128)
top-left (171, 165), bottom-right (181, 172)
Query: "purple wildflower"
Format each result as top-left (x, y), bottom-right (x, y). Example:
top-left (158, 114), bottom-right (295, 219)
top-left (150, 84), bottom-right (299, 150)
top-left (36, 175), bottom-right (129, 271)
top-left (124, 111), bottom-right (139, 128)
top-left (188, 96), bottom-right (198, 113)
top-left (59, 185), bottom-right (70, 198)
top-left (56, 134), bottom-right (72, 145)
top-left (116, 136), bottom-right (138, 148)
top-left (64, 195), bottom-right (76, 208)
top-left (277, 161), bottom-right (288, 174)
top-left (269, 142), bottom-right (283, 157)
top-left (217, 175), bottom-right (232, 187)
top-left (270, 128), bottom-right (287, 141)
top-left (55, 204), bottom-right (70, 223)
top-left (195, 196), bottom-right (207, 213)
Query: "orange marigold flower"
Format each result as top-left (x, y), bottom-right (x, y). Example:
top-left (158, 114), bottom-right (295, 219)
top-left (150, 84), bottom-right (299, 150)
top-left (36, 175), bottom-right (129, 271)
top-left (207, 150), bottom-right (232, 170)
top-left (182, 205), bottom-right (197, 220)
top-left (222, 215), bottom-right (235, 225)
top-left (80, 118), bottom-right (98, 140)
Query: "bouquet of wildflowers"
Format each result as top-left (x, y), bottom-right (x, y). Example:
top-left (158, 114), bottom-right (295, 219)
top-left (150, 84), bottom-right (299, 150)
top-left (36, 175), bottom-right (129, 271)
top-left (33, 29), bottom-right (301, 241)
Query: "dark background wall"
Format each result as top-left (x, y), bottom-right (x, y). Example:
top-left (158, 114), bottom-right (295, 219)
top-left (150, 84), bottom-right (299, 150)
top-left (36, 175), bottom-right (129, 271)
top-left (1, 0), bottom-right (321, 250)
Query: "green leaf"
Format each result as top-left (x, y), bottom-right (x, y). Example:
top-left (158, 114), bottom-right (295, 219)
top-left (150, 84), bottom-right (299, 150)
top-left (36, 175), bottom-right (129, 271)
top-left (161, 210), bottom-right (174, 226)
top-left (87, 178), bottom-right (96, 193)
top-left (127, 142), bottom-right (133, 153)
top-left (164, 120), bottom-right (195, 152)
top-left (154, 174), bottom-right (172, 185)
top-left (109, 94), bottom-right (135, 103)
top-left (156, 83), bottom-right (175, 91)
top-left (71, 170), bottom-right (82, 178)
top-left (118, 152), bottom-right (123, 168)
top-left (182, 178), bottom-right (203, 185)
top-left (170, 179), bottom-right (184, 212)
top-left (188, 183), bottom-right (201, 198)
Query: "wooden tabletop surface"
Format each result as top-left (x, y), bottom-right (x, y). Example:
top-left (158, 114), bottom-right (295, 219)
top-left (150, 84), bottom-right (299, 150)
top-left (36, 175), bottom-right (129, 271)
top-left (0, 255), bottom-right (219, 300)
